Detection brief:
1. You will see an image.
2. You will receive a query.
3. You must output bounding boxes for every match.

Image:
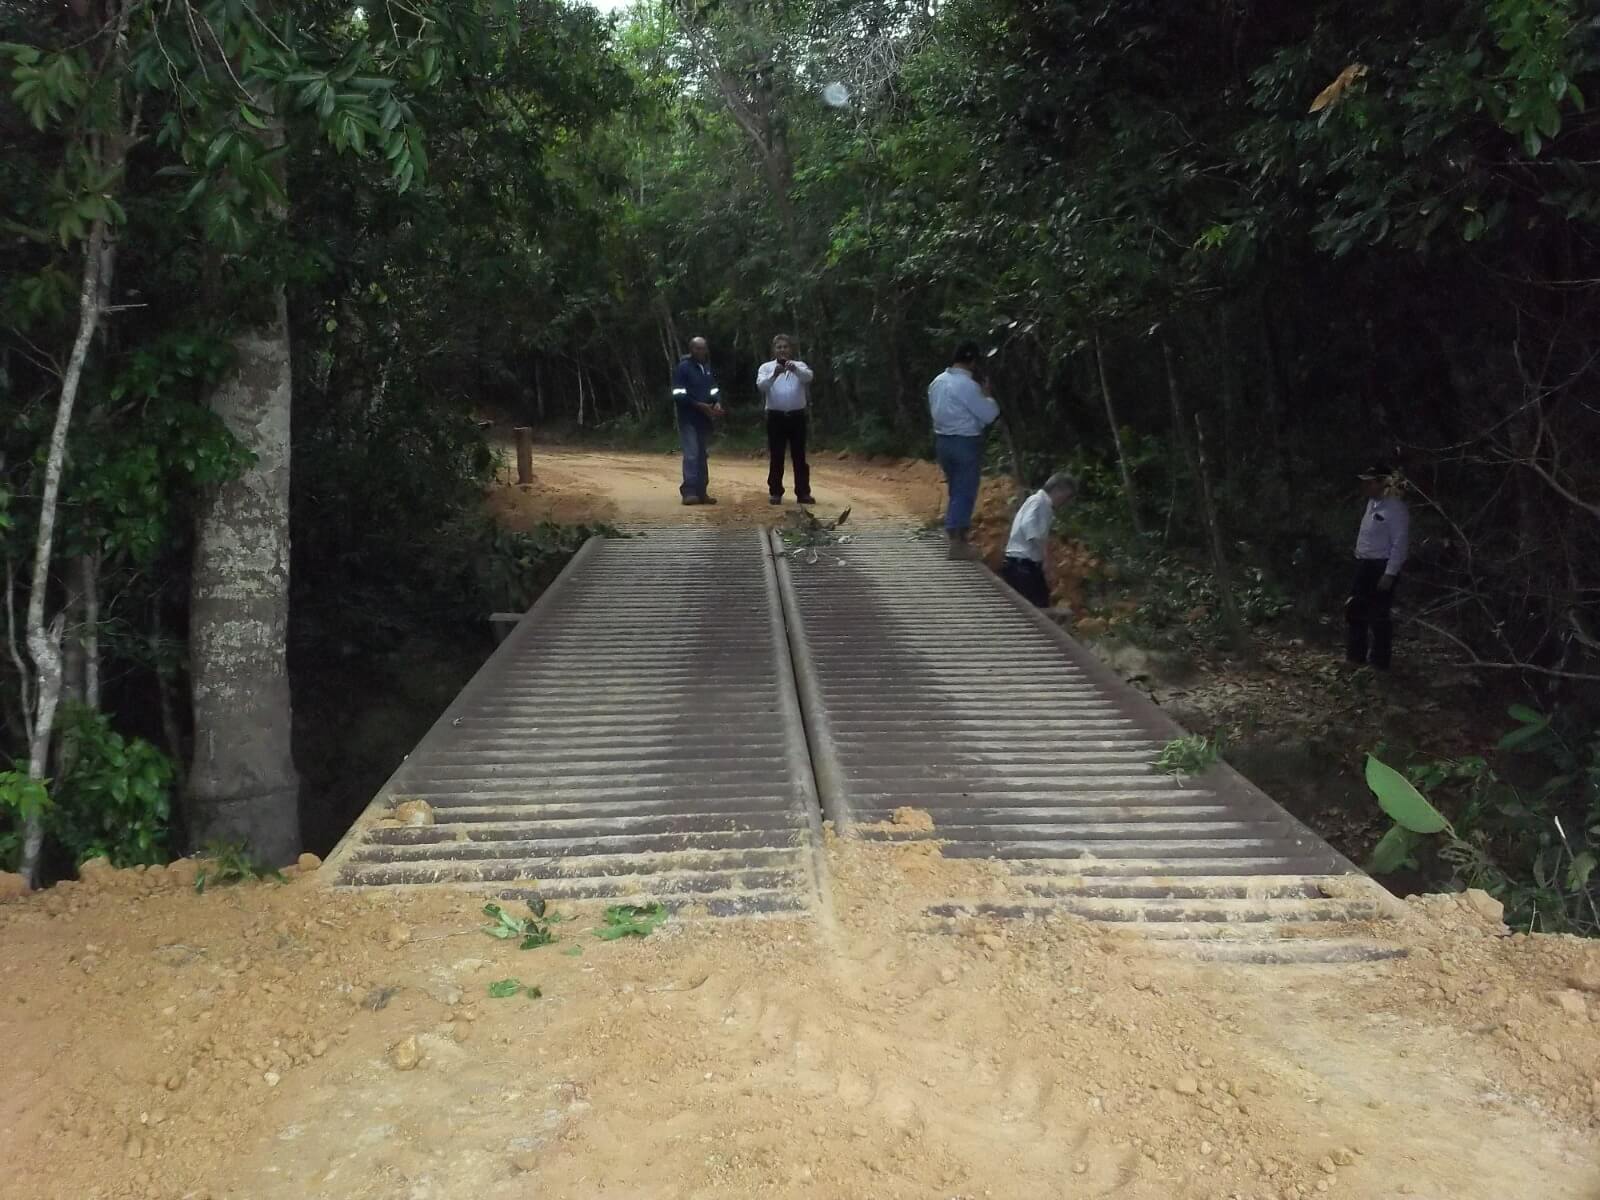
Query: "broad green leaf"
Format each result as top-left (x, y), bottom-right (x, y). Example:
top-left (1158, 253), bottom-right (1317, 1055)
top-left (1497, 720), bottom-right (1548, 751)
top-left (205, 130), bottom-right (234, 168)
top-left (1365, 755), bottom-right (1451, 834)
top-left (1507, 703), bottom-right (1545, 725)
top-left (1366, 824), bottom-right (1416, 875)
top-left (488, 978), bottom-right (522, 998)
top-left (1568, 851), bottom-right (1596, 892)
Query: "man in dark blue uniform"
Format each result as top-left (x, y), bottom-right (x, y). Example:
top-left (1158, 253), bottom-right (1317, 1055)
top-left (671, 336), bottom-right (724, 505)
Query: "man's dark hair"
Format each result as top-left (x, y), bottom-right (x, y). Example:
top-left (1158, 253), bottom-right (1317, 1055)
top-left (953, 341), bottom-right (982, 365)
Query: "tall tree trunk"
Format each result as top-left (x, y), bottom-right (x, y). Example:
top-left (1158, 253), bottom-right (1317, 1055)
top-left (19, 220), bottom-right (115, 884)
top-left (1164, 337), bottom-right (1250, 656)
top-left (187, 286), bottom-right (301, 866)
top-left (1093, 331), bottom-right (1143, 535)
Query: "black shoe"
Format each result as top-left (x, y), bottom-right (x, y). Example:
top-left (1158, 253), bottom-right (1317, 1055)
top-left (797, 494), bottom-right (816, 505)
top-left (769, 495), bottom-right (782, 505)
top-left (700, 495), bottom-right (718, 505)
top-left (681, 495), bottom-right (703, 506)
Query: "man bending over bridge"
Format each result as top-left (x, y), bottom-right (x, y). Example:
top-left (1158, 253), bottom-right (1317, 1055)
top-left (1002, 472), bottom-right (1077, 607)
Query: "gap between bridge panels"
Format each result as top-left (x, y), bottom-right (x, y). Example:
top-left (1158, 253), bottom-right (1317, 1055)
top-left (769, 527), bottom-right (1410, 965)
top-left (322, 528), bottom-right (826, 918)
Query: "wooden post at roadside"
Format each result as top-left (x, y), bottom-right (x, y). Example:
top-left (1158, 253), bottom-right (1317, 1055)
top-left (514, 427), bottom-right (533, 485)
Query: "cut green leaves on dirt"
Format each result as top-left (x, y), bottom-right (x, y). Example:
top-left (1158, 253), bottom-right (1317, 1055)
top-left (594, 901), bottom-right (668, 940)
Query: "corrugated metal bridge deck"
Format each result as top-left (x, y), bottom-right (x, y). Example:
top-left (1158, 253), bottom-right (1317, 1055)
top-left (323, 529), bottom-right (821, 916)
top-left (773, 529), bottom-right (1405, 963)
top-left (328, 526), bottom-right (1404, 959)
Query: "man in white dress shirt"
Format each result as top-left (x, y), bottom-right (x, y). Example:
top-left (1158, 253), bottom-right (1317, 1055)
top-left (756, 334), bottom-right (816, 505)
top-left (1001, 472), bottom-right (1077, 607)
top-left (1346, 462), bottom-right (1411, 670)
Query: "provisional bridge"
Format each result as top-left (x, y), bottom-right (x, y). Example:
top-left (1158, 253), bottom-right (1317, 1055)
top-left (325, 526), bottom-right (1404, 963)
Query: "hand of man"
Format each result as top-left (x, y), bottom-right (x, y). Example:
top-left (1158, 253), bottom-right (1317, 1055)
top-left (712, 403), bottom-right (726, 417)
top-left (1378, 575), bottom-right (1395, 593)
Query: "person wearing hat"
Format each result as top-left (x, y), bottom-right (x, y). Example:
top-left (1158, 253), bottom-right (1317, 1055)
top-left (1346, 463), bottom-right (1410, 669)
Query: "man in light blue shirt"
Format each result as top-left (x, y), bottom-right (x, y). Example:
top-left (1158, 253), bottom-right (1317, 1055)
top-left (928, 342), bottom-right (999, 559)
top-left (1346, 462), bottom-right (1411, 669)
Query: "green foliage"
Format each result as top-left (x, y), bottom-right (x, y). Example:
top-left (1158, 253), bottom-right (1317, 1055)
top-left (1365, 710), bottom-right (1600, 934)
top-left (464, 522), bottom-right (612, 617)
top-left (777, 507), bottom-right (853, 564)
top-left (1080, 526), bottom-right (1291, 650)
top-left (0, 769), bottom-right (51, 872)
top-left (1367, 825), bottom-right (1419, 875)
top-left (1155, 735), bottom-right (1221, 777)
top-left (50, 705), bottom-right (175, 868)
top-left (193, 841), bottom-right (285, 893)
top-left (1365, 755), bottom-right (1452, 835)
top-left (482, 901), bottom-right (559, 949)
top-left (488, 978), bottom-right (541, 999)
top-left (595, 901), bottom-right (668, 940)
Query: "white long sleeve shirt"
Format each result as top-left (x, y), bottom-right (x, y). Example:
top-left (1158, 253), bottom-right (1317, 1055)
top-left (1355, 497), bottom-right (1410, 575)
top-left (756, 360), bottom-right (813, 412)
top-left (1005, 489), bottom-right (1054, 562)
top-left (928, 366), bottom-right (999, 436)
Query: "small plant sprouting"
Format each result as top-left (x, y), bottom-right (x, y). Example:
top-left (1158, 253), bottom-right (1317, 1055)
top-left (1154, 735), bottom-right (1220, 776)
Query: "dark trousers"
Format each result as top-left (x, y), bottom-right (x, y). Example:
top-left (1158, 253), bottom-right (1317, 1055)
top-left (1346, 558), bottom-right (1398, 668)
top-left (767, 409), bottom-right (810, 498)
top-left (1002, 556), bottom-right (1050, 608)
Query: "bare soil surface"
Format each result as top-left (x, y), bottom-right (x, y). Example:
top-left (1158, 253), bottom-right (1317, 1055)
top-left (3, 837), bottom-right (1599, 1200)
top-left (485, 446), bottom-right (946, 528)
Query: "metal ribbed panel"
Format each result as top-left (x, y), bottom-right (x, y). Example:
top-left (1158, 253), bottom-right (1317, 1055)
top-left (775, 530), bottom-right (1405, 962)
top-left (324, 530), bottom-right (821, 916)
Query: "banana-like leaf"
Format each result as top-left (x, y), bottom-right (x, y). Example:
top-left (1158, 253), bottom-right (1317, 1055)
top-left (1367, 824), bottom-right (1416, 874)
top-left (1365, 755), bottom-right (1452, 834)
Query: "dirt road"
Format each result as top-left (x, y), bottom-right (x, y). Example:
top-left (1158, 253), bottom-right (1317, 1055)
top-left (2, 839), bottom-right (1599, 1200)
top-left (485, 446), bottom-right (947, 528)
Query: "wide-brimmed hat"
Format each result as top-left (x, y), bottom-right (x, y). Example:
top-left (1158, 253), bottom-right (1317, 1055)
top-left (1356, 462), bottom-right (1394, 480)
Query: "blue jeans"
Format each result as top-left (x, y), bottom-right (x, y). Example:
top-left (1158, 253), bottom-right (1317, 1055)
top-left (680, 419), bottom-right (709, 498)
top-left (936, 434), bottom-right (983, 531)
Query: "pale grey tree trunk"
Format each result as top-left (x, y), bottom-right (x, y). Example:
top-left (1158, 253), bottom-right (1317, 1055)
top-left (20, 220), bottom-right (115, 884)
top-left (187, 286), bottom-right (301, 866)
